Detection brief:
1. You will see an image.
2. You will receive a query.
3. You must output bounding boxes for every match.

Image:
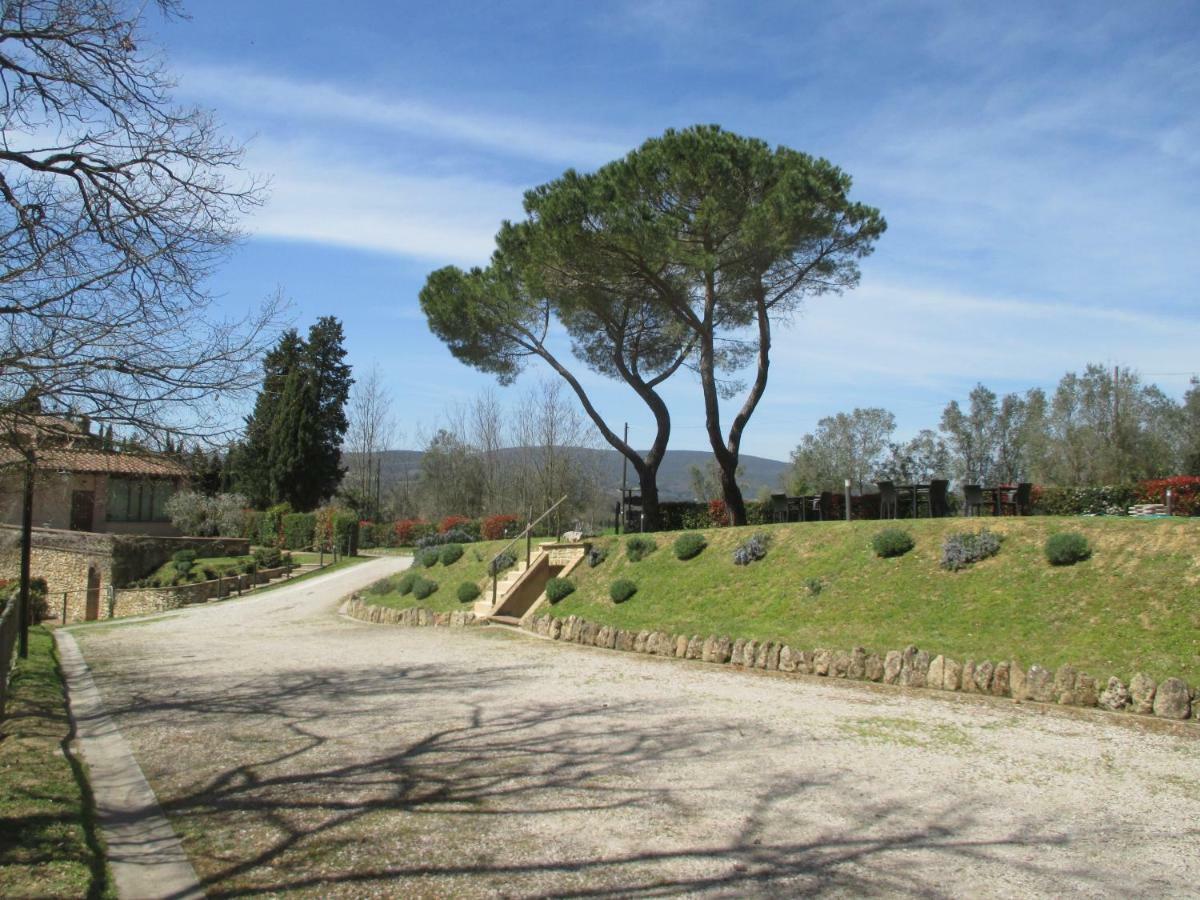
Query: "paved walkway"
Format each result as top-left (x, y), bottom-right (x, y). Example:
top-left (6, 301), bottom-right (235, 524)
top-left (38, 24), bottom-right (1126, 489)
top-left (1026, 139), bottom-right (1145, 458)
top-left (72, 557), bottom-right (1200, 897)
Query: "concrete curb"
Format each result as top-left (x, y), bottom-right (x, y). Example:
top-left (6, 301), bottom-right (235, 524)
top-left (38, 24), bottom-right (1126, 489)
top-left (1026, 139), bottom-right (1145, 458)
top-left (55, 629), bottom-right (204, 900)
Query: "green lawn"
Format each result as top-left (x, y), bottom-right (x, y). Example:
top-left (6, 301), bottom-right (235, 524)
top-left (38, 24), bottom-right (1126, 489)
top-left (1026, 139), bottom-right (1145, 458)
top-left (0, 627), bottom-right (112, 899)
top-left (542, 517), bottom-right (1200, 684)
top-left (362, 538), bottom-right (528, 614)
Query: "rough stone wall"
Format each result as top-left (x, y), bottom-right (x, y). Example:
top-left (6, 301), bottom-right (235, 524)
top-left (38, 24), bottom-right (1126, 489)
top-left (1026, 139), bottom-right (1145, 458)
top-left (0, 525), bottom-right (252, 623)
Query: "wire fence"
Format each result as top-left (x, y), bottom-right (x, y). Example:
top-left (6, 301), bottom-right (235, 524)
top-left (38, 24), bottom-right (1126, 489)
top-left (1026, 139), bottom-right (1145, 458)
top-left (0, 595), bottom-right (18, 720)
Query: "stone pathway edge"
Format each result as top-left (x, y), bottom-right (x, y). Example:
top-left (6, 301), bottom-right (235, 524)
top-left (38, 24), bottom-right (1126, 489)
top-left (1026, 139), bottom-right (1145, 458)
top-left (55, 629), bottom-right (204, 900)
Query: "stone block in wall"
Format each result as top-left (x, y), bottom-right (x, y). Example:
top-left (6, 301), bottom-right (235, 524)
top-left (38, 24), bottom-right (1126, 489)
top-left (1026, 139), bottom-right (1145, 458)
top-left (778, 645), bottom-right (797, 672)
top-left (634, 630), bottom-right (650, 653)
top-left (1008, 660), bottom-right (1026, 700)
top-left (686, 636), bottom-right (703, 660)
top-left (742, 639), bottom-right (759, 668)
top-left (943, 657), bottom-right (963, 691)
top-left (961, 660), bottom-right (976, 694)
top-left (1054, 664), bottom-right (1077, 705)
top-left (549, 617), bottom-right (562, 639)
top-left (676, 635), bottom-right (690, 658)
top-left (754, 642), bottom-right (771, 669)
top-left (616, 630), bottom-right (634, 652)
top-left (928, 655), bottom-right (945, 690)
top-left (883, 651), bottom-right (901, 684)
top-left (1027, 665), bottom-right (1055, 703)
top-left (991, 661), bottom-right (1010, 696)
top-left (865, 653), bottom-right (884, 682)
top-left (813, 649), bottom-right (832, 676)
top-left (1074, 673), bottom-right (1098, 708)
top-left (767, 643), bottom-right (781, 671)
top-left (1098, 677), bottom-right (1129, 711)
top-left (712, 636), bottom-right (732, 664)
top-left (848, 647), bottom-right (866, 680)
top-left (831, 650), bottom-right (851, 678)
top-left (1129, 673), bottom-right (1156, 714)
top-left (730, 639), bottom-right (746, 666)
top-left (1152, 678), bottom-right (1191, 719)
top-left (973, 660), bottom-right (993, 694)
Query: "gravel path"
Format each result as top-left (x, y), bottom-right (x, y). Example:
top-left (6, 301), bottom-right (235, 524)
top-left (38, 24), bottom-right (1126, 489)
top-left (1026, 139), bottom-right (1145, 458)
top-left (72, 557), bottom-right (1200, 898)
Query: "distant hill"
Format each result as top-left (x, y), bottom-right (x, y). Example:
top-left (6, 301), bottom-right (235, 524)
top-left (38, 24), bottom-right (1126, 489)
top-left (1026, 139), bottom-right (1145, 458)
top-left (351, 447), bottom-right (791, 501)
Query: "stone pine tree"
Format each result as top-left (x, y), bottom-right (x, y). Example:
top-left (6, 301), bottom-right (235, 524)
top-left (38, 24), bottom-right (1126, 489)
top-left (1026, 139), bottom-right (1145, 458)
top-left (526, 126), bottom-right (886, 524)
top-left (234, 318), bottom-right (353, 509)
top-left (420, 222), bottom-right (692, 530)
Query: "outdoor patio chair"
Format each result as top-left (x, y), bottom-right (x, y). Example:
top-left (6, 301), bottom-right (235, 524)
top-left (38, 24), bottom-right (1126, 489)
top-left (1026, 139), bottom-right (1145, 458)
top-left (769, 493), bottom-right (789, 523)
top-left (962, 484), bottom-right (989, 517)
top-left (999, 482), bottom-right (1033, 516)
top-left (877, 480), bottom-right (899, 518)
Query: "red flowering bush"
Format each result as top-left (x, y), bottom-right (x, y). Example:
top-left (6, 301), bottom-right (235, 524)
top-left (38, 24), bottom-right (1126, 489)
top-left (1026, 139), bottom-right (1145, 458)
top-left (708, 499), bottom-right (730, 527)
top-left (393, 518), bottom-right (429, 545)
top-left (1138, 476), bottom-right (1200, 515)
top-left (439, 515), bottom-right (471, 534)
top-left (482, 514), bottom-right (519, 540)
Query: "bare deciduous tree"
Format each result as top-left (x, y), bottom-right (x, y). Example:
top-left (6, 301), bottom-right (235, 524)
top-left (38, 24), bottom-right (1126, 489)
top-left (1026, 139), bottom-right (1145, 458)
top-left (0, 0), bottom-right (279, 442)
top-left (344, 364), bottom-right (396, 518)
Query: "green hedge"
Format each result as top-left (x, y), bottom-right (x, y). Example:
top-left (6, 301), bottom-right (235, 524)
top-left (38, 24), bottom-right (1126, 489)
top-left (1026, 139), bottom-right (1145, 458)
top-left (1033, 485), bottom-right (1138, 516)
top-left (331, 511), bottom-right (359, 556)
top-left (259, 503), bottom-right (291, 547)
top-left (281, 512), bottom-right (316, 550)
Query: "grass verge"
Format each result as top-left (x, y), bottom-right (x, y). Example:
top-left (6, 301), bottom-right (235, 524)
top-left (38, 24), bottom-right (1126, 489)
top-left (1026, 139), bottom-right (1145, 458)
top-left (361, 539), bottom-right (522, 614)
top-left (546, 517), bottom-right (1200, 683)
top-left (0, 626), bottom-right (112, 899)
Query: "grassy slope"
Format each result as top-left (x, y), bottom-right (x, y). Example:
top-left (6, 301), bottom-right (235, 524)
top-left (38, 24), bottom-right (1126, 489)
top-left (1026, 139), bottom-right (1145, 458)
top-left (0, 627), bottom-right (112, 898)
top-left (364, 539), bottom-right (521, 614)
top-left (546, 517), bottom-right (1200, 683)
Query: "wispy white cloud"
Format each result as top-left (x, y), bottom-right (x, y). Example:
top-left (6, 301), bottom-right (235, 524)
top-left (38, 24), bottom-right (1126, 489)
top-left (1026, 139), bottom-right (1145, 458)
top-left (177, 63), bottom-right (629, 168)
top-left (240, 139), bottom-right (521, 265)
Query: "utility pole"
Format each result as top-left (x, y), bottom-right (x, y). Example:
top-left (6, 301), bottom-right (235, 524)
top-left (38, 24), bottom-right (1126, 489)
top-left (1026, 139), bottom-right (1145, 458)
top-left (17, 452), bottom-right (34, 659)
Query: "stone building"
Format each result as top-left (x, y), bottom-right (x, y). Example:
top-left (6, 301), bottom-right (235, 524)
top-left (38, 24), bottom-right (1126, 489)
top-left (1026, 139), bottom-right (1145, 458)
top-left (0, 416), bottom-right (188, 537)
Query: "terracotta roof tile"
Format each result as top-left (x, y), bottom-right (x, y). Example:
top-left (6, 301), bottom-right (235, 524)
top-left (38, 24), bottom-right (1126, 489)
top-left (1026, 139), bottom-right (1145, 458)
top-left (0, 448), bottom-right (188, 478)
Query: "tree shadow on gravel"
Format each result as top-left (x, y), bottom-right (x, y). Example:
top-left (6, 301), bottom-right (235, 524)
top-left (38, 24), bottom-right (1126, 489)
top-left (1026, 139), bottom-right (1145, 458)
top-left (90, 663), bottom-right (1133, 899)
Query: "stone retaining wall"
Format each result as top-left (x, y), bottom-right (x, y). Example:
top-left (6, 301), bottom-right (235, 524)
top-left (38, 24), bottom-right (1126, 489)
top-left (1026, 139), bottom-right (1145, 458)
top-left (344, 597), bottom-right (479, 628)
top-left (108, 566), bottom-right (289, 619)
top-left (519, 613), bottom-right (1200, 724)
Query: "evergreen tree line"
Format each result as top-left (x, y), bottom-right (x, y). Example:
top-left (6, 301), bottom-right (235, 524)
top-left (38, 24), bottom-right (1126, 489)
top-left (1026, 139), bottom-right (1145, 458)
top-left (788, 363), bottom-right (1200, 493)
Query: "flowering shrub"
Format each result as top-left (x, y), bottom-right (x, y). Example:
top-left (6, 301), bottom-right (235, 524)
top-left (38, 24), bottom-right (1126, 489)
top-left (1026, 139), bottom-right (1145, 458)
top-left (482, 514), bottom-right (520, 540)
top-left (1138, 476), bottom-right (1200, 515)
top-left (940, 529), bottom-right (1002, 571)
top-left (626, 535), bottom-right (657, 562)
top-left (732, 532), bottom-right (770, 566)
top-left (439, 515), bottom-right (470, 534)
top-left (393, 518), bottom-right (432, 545)
top-left (708, 499), bottom-right (731, 527)
top-left (1032, 485), bottom-right (1137, 516)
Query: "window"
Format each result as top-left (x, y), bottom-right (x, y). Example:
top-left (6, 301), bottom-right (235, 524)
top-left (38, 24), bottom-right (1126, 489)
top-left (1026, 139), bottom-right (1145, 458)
top-left (106, 478), bottom-right (176, 522)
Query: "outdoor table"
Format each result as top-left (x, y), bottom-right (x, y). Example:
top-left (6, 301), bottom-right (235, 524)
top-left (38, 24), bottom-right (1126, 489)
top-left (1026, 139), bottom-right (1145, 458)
top-left (984, 485), bottom-right (1017, 515)
top-left (896, 483), bottom-right (931, 518)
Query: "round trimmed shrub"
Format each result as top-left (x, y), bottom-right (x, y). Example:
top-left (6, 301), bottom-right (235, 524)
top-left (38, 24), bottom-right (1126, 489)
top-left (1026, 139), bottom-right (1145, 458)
top-left (457, 581), bottom-right (481, 603)
top-left (872, 528), bottom-right (915, 558)
top-left (545, 576), bottom-right (576, 603)
top-left (440, 543), bottom-right (464, 566)
top-left (412, 577), bottom-right (438, 600)
top-left (587, 544), bottom-right (608, 567)
top-left (396, 571), bottom-right (418, 595)
top-left (610, 579), bottom-right (637, 603)
top-left (673, 533), bottom-right (707, 561)
top-left (417, 548), bottom-right (441, 568)
top-left (1045, 531), bottom-right (1092, 566)
top-left (367, 578), bottom-right (392, 596)
top-left (626, 535), bottom-right (657, 563)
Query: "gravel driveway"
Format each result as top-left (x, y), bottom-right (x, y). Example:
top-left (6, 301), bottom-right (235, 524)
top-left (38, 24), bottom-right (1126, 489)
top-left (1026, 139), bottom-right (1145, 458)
top-left (72, 557), bottom-right (1200, 898)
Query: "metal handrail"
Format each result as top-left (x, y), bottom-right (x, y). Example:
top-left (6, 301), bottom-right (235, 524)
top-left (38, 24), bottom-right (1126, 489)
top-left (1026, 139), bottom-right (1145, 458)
top-left (489, 495), bottom-right (568, 610)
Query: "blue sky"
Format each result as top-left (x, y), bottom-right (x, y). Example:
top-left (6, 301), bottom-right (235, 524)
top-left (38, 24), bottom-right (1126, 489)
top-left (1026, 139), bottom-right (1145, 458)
top-left (149, 1), bottom-right (1198, 459)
